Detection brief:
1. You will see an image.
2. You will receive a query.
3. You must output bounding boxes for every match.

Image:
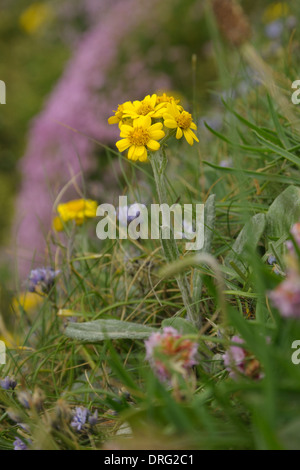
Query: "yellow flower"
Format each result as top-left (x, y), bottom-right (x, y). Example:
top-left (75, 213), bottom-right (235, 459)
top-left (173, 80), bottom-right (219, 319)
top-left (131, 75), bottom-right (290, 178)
top-left (263, 2), bottom-right (289, 23)
top-left (163, 101), bottom-right (199, 145)
top-left (156, 93), bottom-right (180, 105)
top-left (122, 94), bottom-right (166, 120)
top-left (53, 199), bottom-right (98, 231)
top-left (108, 104), bottom-right (124, 125)
top-left (12, 292), bottom-right (43, 314)
top-left (116, 115), bottom-right (165, 162)
top-left (19, 2), bottom-right (53, 34)
top-left (108, 104), bottom-right (133, 128)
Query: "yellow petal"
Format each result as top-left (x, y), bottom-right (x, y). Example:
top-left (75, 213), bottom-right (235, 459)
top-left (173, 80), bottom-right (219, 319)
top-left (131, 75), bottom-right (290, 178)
top-left (108, 116), bottom-right (119, 125)
top-left (163, 113), bottom-right (175, 121)
top-left (150, 130), bottom-right (165, 140)
top-left (176, 127), bottom-right (183, 139)
top-left (135, 146), bottom-right (146, 156)
top-left (188, 129), bottom-right (199, 142)
top-left (183, 129), bottom-right (194, 145)
top-left (128, 145), bottom-right (136, 159)
top-left (53, 216), bottom-right (64, 232)
top-left (116, 138), bottom-right (131, 152)
top-left (138, 148), bottom-right (148, 162)
top-left (150, 122), bottom-right (163, 131)
top-left (170, 101), bottom-right (180, 116)
top-left (149, 94), bottom-right (157, 107)
top-left (120, 125), bottom-right (133, 137)
top-left (147, 140), bottom-right (160, 151)
top-left (164, 119), bottom-right (177, 129)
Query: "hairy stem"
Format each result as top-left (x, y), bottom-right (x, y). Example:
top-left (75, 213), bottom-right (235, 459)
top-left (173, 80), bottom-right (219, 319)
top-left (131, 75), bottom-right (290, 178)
top-left (149, 150), bottom-right (201, 328)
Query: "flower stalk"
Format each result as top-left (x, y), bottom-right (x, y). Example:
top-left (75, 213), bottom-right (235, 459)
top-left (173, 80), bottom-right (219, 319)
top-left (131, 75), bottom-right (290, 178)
top-left (149, 149), bottom-right (201, 328)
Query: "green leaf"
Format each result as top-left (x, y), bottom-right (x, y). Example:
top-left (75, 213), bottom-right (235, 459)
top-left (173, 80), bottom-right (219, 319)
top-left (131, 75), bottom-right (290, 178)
top-left (65, 319), bottom-right (156, 342)
top-left (203, 161), bottom-right (299, 186)
top-left (266, 94), bottom-right (290, 149)
top-left (225, 213), bottom-right (266, 276)
top-left (254, 132), bottom-right (300, 168)
top-left (162, 317), bottom-right (198, 335)
top-left (266, 185), bottom-right (300, 248)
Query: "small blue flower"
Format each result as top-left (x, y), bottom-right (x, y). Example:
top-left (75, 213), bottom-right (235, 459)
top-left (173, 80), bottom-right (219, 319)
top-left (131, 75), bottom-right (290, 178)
top-left (265, 20), bottom-right (283, 40)
top-left (70, 407), bottom-right (89, 432)
top-left (267, 255), bottom-right (276, 265)
top-left (71, 407), bottom-right (98, 432)
top-left (0, 376), bottom-right (17, 390)
top-left (27, 267), bottom-right (60, 293)
top-left (117, 203), bottom-right (145, 226)
top-left (219, 158), bottom-right (233, 168)
top-left (13, 438), bottom-right (28, 450)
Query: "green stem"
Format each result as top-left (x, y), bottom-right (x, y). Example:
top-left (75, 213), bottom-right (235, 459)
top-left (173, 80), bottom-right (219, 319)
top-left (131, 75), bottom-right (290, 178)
top-left (149, 150), bottom-right (201, 328)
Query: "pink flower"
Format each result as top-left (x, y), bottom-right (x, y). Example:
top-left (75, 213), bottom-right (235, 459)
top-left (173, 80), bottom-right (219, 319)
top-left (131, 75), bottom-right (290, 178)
top-left (222, 336), bottom-right (246, 379)
top-left (11, 0), bottom-right (172, 278)
top-left (145, 327), bottom-right (198, 383)
top-left (269, 274), bottom-right (300, 318)
top-left (222, 336), bottom-right (262, 380)
top-left (286, 222), bottom-right (300, 253)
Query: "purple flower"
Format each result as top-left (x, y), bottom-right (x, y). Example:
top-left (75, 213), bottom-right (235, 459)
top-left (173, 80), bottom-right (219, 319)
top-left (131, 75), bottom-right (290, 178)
top-left (27, 267), bottom-right (60, 293)
top-left (0, 376), bottom-right (17, 390)
top-left (117, 203), bottom-right (146, 226)
top-left (11, 0), bottom-right (172, 279)
top-left (222, 336), bottom-right (246, 379)
top-left (286, 222), bottom-right (300, 254)
top-left (13, 438), bottom-right (28, 451)
top-left (269, 275), bottom-right (300, 318)
top-left (71, 407), bottom-right (98, 432)
top-left (145, 327), bottom-right (199, 383)
top-left (265, 20), bottom-right (283, 40)
top-left (71, 407), bottom-right (88, 432)
top-left (219, 157), bottom-right (233, 168)
top-left (222, 336), bottom-right (263, 380)
top-left (267, 255), bottom-right (276, 265)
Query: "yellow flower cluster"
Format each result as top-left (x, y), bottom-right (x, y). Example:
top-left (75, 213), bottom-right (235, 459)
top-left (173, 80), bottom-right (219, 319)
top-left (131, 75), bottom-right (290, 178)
top-left (108, 93), bottom-right (199, 162)
top-left (53, 199), bottom-right (98, 231)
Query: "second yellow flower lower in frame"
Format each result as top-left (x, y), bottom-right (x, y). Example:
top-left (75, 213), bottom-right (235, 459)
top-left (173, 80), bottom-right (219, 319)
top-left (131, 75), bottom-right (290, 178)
top-left (116, 115), bottom-right (165, 162)
top-left (53, 199), bottom-right (98, 231)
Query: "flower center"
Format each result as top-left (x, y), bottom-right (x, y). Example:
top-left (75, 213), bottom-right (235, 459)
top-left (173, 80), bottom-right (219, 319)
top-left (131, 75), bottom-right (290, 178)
top-left (138, 103), bottom-right (153, 115)
top-left (176, 111), bottom-right (192, 129)
top-left (129, 127), bottom-right (150, 146)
